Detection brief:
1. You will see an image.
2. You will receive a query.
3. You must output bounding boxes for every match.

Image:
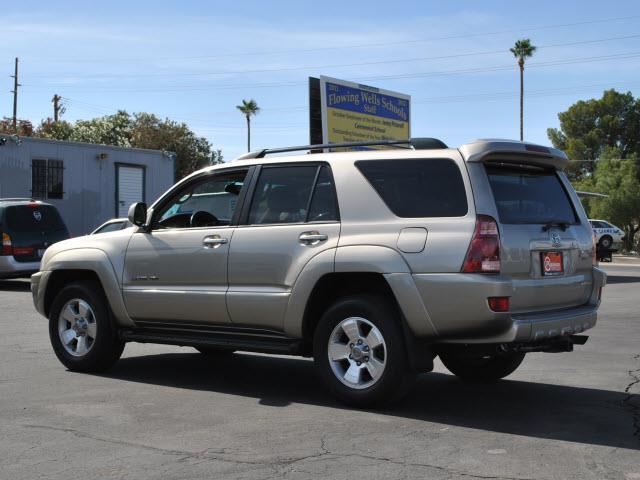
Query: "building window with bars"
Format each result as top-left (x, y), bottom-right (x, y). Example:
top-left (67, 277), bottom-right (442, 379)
top-left (31, 159), bottom-right (64, 199)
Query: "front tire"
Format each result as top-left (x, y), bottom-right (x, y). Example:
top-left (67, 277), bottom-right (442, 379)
top-left (49, 282), bottom-right (124, 373)
top-left (439, 351), bottom-right (525, 381)
top-left (313, 294), bottom-right (415, 407)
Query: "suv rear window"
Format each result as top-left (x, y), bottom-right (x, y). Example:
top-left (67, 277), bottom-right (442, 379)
top-left (356, 159), bottom-right (468, 217)
top-left (4, 205), bottom-right (66, 232)
top-left (486, 165), bottom-right (577, 225)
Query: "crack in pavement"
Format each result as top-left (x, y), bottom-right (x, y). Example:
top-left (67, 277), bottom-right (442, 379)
top-left (21, 424), bottom-right (331, 470)
top-left (314, 451), bottom-right (536, 480)
top-left (622, 353), bottom-right (640, 438)
top-left (22, 424), bottom-right (534, 480)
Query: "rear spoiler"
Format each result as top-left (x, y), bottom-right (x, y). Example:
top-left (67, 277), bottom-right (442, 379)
top-left (458, 139), bottom-right (569, 171)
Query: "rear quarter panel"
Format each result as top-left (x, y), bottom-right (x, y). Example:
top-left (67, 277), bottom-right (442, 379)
top-left (331, 149), bottom-right (476, 274)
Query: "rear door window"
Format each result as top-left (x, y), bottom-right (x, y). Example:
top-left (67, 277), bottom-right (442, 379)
top-left (5, 205), bottom-right (66, 232)
top-left (356, 159), bottom-right (468, 217)
top-left (485, 165), bottom-right (577, 224)
top-left (248, 166), bottom-right (318, 225)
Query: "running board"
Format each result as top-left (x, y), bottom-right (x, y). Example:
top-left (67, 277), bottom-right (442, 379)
top-left (119, 327), bottom-right (304, 355)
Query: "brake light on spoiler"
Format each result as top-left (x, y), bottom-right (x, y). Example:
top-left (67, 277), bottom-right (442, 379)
top-left (462, 215), bottom-right (500, 273)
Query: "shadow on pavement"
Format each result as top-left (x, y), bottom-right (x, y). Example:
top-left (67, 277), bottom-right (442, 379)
top-left (0, 279), bottom-right (31, 291)
top-left (103, 351), bottom-right (639, 450)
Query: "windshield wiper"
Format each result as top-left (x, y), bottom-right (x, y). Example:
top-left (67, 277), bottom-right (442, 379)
top-left (542, 221), bottom-right (569, 231)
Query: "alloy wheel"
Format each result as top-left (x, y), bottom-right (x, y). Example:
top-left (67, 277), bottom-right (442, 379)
top-left (327, 317), bottom-right (387, 390)
top-left (57, 298), bottom-right (97, 357)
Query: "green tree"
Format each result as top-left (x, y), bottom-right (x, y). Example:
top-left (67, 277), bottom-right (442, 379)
top-left (510, 39), bottom-right (536, 142)
top-left (131, 113), bottom-right (222, 179)
top-left (35, 119), bottom-right (74, 140)
top-left (0, 118), bottom-right (34, 136)
top-left (574, 150), bottom-right (640, 251)
top-left (72, 110), bottom-right (133, 146)
top-left (548, 89), bottom-right (640, 181)
top-left (34, 111), bottom-right (222, 179)
top-left (236, 99), bottom-right (260, 152)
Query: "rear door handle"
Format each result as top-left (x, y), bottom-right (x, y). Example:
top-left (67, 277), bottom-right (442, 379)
top-left (299, 231), bottom-right (328, 245)
top-left (203, 235), bottom-right (228, 248)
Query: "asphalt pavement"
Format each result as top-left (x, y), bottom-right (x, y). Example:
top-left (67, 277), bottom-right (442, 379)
top-left (0, 259), bottom-right (638, 479)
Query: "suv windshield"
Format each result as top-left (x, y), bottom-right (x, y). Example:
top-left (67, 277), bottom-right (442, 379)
top-left (486, 165), bottom-right (577, 225)
top-left (5, 205), bottom-right (66, 232)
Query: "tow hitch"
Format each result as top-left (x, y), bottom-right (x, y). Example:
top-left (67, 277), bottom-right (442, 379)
top-left (502, 335), bottom-right (589, 354)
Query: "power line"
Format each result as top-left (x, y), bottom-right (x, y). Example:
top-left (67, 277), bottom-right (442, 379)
top-left (26, 14), bottom-right (640, 64)
top-left (25, 33), bottom-right (640, 81)
top-left (26, 50), bottom-right (640, 94)
top-left (60, 80), bottom-right (640, 125)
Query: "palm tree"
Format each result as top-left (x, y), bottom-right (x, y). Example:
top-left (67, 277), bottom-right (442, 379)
top-left (236, 99), bottom-right (260, 152)
top-left (510, 39), bottom-right (536, 141)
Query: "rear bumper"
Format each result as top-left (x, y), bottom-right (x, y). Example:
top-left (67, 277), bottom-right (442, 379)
top-left (0, 256), bottom-right (40, 279)
top-left (387, 266), bottom-right (606, 344)
top-left (444, 304), bottom-right (599, 344)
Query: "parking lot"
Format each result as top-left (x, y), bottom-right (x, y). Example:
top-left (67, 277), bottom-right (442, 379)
top-left (0, 259), bottom-right (638, 480)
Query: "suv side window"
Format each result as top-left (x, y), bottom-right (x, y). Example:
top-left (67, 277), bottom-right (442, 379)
top-left (248, 165), bottom-right (338, 225)
top-left (356, 159), bottom-right (468, 218)
top-left (154, 170), bottom-right (247, 229)
top-left (308, 166), bottom-right (339, 222)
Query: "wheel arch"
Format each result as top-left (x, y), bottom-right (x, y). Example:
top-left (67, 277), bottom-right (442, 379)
top-left (299, 271), bottom-right (435, 372)
top-left (42, 249), bottom-right (134, 326)
top-left (300, 272), bottom-right (397, 346)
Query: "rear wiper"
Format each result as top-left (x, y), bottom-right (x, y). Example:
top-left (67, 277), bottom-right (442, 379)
top-left (542, 221), bottom-right (569, 231)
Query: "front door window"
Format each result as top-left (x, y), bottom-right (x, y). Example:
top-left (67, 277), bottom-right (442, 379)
top-left (155, 171), bottom-right (247, 230)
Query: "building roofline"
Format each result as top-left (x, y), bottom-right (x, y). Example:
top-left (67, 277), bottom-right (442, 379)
top-left (0, 133), bottom-right (169, 155)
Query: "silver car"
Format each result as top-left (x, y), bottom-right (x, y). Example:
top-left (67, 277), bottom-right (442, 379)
top-left (31, 138), bottom-right (606, 407)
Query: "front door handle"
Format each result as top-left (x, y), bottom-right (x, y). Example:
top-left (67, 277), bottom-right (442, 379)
top-left (203, 235), bottom-right (228, 248)
top-left (299, 231), bottom-right (328, 245)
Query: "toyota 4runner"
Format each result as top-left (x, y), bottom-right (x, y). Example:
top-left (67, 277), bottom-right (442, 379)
top-left (31, 138), bottom-right (606, 406)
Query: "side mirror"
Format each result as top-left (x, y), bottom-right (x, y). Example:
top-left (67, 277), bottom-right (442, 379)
top-left (128, 202), bottom-right (148, 227)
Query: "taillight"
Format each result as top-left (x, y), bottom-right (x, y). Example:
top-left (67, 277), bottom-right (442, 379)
top-left (591, 229), bottom-right (598, 265)
top-left (1, 233), bottom-right (12, 256)
top-left (13, 246), bottom-right (34, 256)
top-left (488, 296), bottom-right (510, 312)
top-left (462, 215), bottom-right (500, 273)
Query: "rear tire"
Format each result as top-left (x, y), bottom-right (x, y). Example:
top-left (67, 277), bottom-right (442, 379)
top-left (49, 282), bottom-right (124, 373)
top-left (599, 235), bottom-right (613, 249)
top-left (313, 294), bottom-right (415, 407)
top-left (439, 351), bottom-right (525, 381)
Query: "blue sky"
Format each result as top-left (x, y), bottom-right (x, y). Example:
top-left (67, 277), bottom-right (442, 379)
top-left (2, 0), bottom-right (639, 160)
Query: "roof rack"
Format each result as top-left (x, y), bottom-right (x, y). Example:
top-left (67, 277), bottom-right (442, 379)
top-left (236, 137), bottom-right (448, 160)
top-left (0, 197), bottom-right (37, 202)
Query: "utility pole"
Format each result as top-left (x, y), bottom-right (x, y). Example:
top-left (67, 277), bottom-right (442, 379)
top-left (10, 57), bottom-right (20, 131)
top-left (52, 94), bottom-right (64, 122)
